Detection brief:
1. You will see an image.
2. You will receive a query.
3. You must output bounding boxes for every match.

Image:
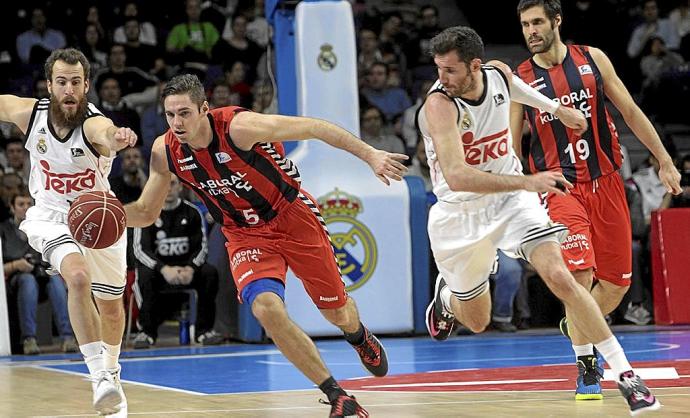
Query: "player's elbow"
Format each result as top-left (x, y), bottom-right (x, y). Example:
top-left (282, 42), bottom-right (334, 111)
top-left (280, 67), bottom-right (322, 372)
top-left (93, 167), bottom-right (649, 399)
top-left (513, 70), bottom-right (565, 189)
top-left (446, 174), bottom-right (466, 192)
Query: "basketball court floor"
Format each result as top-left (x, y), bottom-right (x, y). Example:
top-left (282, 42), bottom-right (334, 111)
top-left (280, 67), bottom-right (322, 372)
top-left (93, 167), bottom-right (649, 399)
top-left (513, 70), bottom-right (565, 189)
top-left (1, 326), bottom-right (689, 417)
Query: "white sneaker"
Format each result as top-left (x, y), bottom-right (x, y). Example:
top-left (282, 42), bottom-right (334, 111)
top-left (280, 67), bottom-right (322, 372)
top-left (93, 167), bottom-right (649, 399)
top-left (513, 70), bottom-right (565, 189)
top-left (92, 370), bottom-right (123, 415)
top-left (103, 366), bottom-right (128, 417)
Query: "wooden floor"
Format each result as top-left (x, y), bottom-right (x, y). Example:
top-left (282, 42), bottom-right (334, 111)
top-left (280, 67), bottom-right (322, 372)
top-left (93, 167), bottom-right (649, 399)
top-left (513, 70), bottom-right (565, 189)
top-left (0, 366), bottom-right (688, 417)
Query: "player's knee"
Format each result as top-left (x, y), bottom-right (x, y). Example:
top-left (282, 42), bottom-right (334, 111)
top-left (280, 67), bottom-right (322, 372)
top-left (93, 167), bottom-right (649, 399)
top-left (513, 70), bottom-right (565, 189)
top-left (325, 305), bottom-right (352, 328)
top-left (543, 268), bottom-right (579, 300)
top-left (62, 267), bottom-right (91, 293)
top-left (99, 303), bottom-right (124, 323)
top-left (251, 292), bottom-right (287, 327)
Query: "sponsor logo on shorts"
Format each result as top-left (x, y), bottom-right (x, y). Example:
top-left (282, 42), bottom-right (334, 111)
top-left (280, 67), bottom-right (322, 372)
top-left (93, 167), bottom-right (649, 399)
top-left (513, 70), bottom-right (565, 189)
top-left (568, 258), bottom-right (585, 266)
top-left (319, 295), bottom-right (339, 302)
top-left (561, 233), bottom-right (590, 252)
top-left (238, 269), bottom-right (254, 283)
top-left (318, 188), bottom-right (377, 292)
top-left (40, 160), bottom-right (96, 195)
top-left (622, 272), bottom-right (632, 279)
top-left (231, 248), bottom-right (262, 269)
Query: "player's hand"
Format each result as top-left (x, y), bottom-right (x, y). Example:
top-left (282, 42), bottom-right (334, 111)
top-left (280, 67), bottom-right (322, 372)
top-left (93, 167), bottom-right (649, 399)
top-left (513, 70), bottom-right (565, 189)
top-left (659, 161), bottom-right (682, 194)
top-left (366, 148), bottom-right (409, 185)
top-left (524, 171), bottom-right (573, 196)
top-left (554, 106), bottom-right (588, 136)
top-left (114, 127), bottom-right (138, 148)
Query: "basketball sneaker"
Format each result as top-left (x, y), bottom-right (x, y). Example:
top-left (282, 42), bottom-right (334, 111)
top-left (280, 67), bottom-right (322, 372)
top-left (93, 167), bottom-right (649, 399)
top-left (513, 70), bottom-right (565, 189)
top-left (320, 394), bottom-right (369, 417)
top-left (91, 369), bottom-right (122, 415)
top-left (426, 277), bottom-right (455, 341)
top-left (352, 327), bottom-right (388, 377)
top-left (617, 371), bottom-right (661, 416)
top-left (575, 355), bottom-right (603, 400)
top-left (103, 365), bottom-right (127, 417)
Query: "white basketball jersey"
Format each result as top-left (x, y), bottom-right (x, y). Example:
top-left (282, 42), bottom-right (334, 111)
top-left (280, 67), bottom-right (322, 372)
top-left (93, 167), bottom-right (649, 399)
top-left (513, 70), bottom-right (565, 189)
top-left (25, 98), bottom-right (115, 214)
top-left (417, 66), bottom-right (523, 202)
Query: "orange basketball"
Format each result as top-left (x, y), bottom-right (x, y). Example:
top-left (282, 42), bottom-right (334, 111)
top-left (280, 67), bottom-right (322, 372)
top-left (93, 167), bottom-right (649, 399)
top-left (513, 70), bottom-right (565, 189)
top-left (68, 191), bottom-right (127, 249)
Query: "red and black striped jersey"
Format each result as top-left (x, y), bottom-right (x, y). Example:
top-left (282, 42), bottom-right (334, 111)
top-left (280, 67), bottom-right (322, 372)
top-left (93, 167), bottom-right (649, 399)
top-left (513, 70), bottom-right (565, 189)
top-left (516, 45), bottom-right (622, 183)
top-left (165, 106), bottom-right (301, 228)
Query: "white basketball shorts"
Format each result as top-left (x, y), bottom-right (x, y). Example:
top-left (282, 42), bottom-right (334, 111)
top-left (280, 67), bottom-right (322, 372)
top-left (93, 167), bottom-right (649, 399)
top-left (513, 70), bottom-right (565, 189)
top-left (428, 191), bottom-right (568, 302)
top-left (19, 205), bottom-right (126, 300)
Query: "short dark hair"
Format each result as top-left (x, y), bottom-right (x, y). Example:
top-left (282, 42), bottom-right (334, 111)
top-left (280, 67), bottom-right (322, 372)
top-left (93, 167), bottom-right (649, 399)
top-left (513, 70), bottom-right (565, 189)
top-left (10, 186), bottom-right (32, 206)
top-left (428, 26), bottom-right (484, 65)
top-left (369, 61), bottom-right (389, 76)
top-left (44, 48), bottom-right (91, 81)
top-left (517, 0), bottom-right (562, 21)
top-left (161, 73), bottom-right (207, 108)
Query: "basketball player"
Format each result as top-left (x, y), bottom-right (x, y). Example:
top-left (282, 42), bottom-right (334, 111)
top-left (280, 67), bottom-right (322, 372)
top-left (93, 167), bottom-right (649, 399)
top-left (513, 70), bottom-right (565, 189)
top-left (0, 48), bottom-right (137, 415)
top-left (420, 26), bottom-right (660, 415)
top-left (124, 74), bottom-right (408, 417)
top-left (511, 0), bottom-right (681, 401)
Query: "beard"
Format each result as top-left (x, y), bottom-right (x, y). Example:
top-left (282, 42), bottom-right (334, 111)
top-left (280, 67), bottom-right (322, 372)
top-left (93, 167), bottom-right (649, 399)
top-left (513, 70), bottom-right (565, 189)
top-left (49, 94), bottom-right (88, 130)
top-left (527, 27), bottom-right (556, 54)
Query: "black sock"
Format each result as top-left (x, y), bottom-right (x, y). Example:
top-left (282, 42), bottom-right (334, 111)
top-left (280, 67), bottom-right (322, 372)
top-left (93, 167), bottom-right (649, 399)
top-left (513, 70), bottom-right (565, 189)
top-left (344, 322), bottom-right (365, 345)
top-left (319, 376), bottom-right (346, 403)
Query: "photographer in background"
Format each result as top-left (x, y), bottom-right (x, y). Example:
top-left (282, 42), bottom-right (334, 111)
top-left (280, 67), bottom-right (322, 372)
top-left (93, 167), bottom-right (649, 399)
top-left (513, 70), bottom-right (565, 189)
top-left (1, 187), bottom-right (76, 354)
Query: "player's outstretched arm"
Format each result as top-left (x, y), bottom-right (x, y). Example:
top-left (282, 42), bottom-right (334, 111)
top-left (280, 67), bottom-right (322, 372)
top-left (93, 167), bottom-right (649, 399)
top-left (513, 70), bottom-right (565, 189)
top-left (84, 116), bottom-right (138, 153)
top-left (591, 47), bottom-right (681, 194)
top-left (229, 111), bottom-right (409, 185)
top-left (124, 136), bottom-right (172, 227)
top-left (0, 95), bottom-right (38, 134)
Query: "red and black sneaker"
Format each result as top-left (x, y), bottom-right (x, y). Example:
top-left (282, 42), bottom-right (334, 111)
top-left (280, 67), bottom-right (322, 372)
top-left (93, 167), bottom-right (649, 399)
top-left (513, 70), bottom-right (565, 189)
top-left (320, 394), bottom-right (369, 418)
top-left (352, 327), bottom-right (388, 377)
top-left (426, 276), bottom-right (455, 341)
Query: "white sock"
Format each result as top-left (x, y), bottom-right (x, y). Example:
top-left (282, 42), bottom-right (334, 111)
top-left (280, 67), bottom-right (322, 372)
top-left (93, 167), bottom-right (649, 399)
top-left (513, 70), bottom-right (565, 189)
top-left (80, 341), bottom-right (104, 376)
top-left (440, 286), bottom-right (453, 313)
top-left (595, 336), bottom-right (633, 378)
top-left (102, 342), bottom-right (121, 371)
top-left (572, 343), bottom-right (594, 359)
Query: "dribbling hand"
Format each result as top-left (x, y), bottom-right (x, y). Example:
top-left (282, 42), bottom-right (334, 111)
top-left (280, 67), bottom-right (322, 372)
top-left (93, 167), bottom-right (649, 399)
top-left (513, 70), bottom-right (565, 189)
top-left (367, 149), bottom-right (409, 185)
top-left (525, 171), bottom-right (573, 196)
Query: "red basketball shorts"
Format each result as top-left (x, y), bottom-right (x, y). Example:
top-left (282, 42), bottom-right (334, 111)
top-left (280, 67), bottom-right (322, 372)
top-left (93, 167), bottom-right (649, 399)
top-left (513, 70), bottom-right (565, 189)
top-left (544, 172), bottom-right (632, 286)
top-left (222, 191), bottom-right (347, 309)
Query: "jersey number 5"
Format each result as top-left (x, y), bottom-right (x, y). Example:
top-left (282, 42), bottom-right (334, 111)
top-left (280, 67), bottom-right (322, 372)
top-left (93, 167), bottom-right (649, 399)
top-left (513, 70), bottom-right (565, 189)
top-left (243, 209), bottom-right (260, 225)
top-left (565, 138), bottom-right (590, 163)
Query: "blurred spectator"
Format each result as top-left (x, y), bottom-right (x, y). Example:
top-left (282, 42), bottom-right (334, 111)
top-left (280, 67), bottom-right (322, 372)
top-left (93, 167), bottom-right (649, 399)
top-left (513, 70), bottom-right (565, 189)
top-left (110, 147), bottom-right (147, 205)
top-left (1, 187), bottom-right (76, 354)
top-left (79, 23), bottom-right (108, 74)
top-left (667, 154), bottom-right (690, 208)
top-left (622, 179), bottom-right (652, 325)
top-left (113, 1), bottom-right (159, 47)
top-left (223, 61), bottom-right (253, 108)
top-left (84, 5), bottom-right (107, 43)
top-left (208, 80), bottom-right (234, 109)
top-left (122, 18), bottom-right (163, 73)
top-left (90, 44), bottom-right (159, 107)
top-left (251, 82), bottom-right (277, 114)
top-left (4, 138), bottom-right (30, 184)
top-left (627, 0), bottom-right (680, 59)
top-left (632, 154), bottom-right (668, 223)
top-left (401, 79), bottom-right (434, 153)
top-left (140, 81), bottom-right (169, 156)
top-left (357, 28), bottom-right (383, 79)
top-left (669, 0), bottom-right (690, 43)
top-left (33, 79), bottom-right (49, 99)
top-left (360, 105), bottom-right (405, 154)
top-left (98, 78), bottom-right (142, 138)
top-left (15, 7), bottom-right (66, 65)
top-left (640, 36), bottom-right (685, 87)
top-left (405, 5), bottom-right (441, 70)
top-left (132, 176), bottom-right (222, 348)
top-left (0, 172), bottom-right (23, 222)
top-left (222, 1), bottom-right (270, 48)
top-left (361, 61), bottom-right (412, 124)
top-left (491, 251), bottom-right (524, 333)
top-left (166, 0), bottom-right (220, 67)
top-left (212, 13), bottom-right (264, 82)
top-left (404, 138), bottom-right (432, 192)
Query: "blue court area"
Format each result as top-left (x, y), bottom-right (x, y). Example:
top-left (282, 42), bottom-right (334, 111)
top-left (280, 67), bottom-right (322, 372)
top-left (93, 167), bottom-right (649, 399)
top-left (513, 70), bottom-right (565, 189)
top-left (5, 326), bottom-right (689, 395)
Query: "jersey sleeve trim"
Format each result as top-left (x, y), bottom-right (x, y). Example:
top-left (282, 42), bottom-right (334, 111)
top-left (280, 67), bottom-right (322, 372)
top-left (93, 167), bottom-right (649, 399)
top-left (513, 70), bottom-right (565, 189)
top-left (25, 100), bottom-right (42, 138)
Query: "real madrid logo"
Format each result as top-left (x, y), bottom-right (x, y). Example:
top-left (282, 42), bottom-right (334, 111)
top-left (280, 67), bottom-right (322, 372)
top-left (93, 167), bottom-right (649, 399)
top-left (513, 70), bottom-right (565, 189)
top-left (36, 138), bottom-right (48, 154)
top-left (317, 43), bottom-right (337, 71)
top-left (461, 113), bottom-right (472, 130)
top-left (318, 188), bottom-right (377, 291)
